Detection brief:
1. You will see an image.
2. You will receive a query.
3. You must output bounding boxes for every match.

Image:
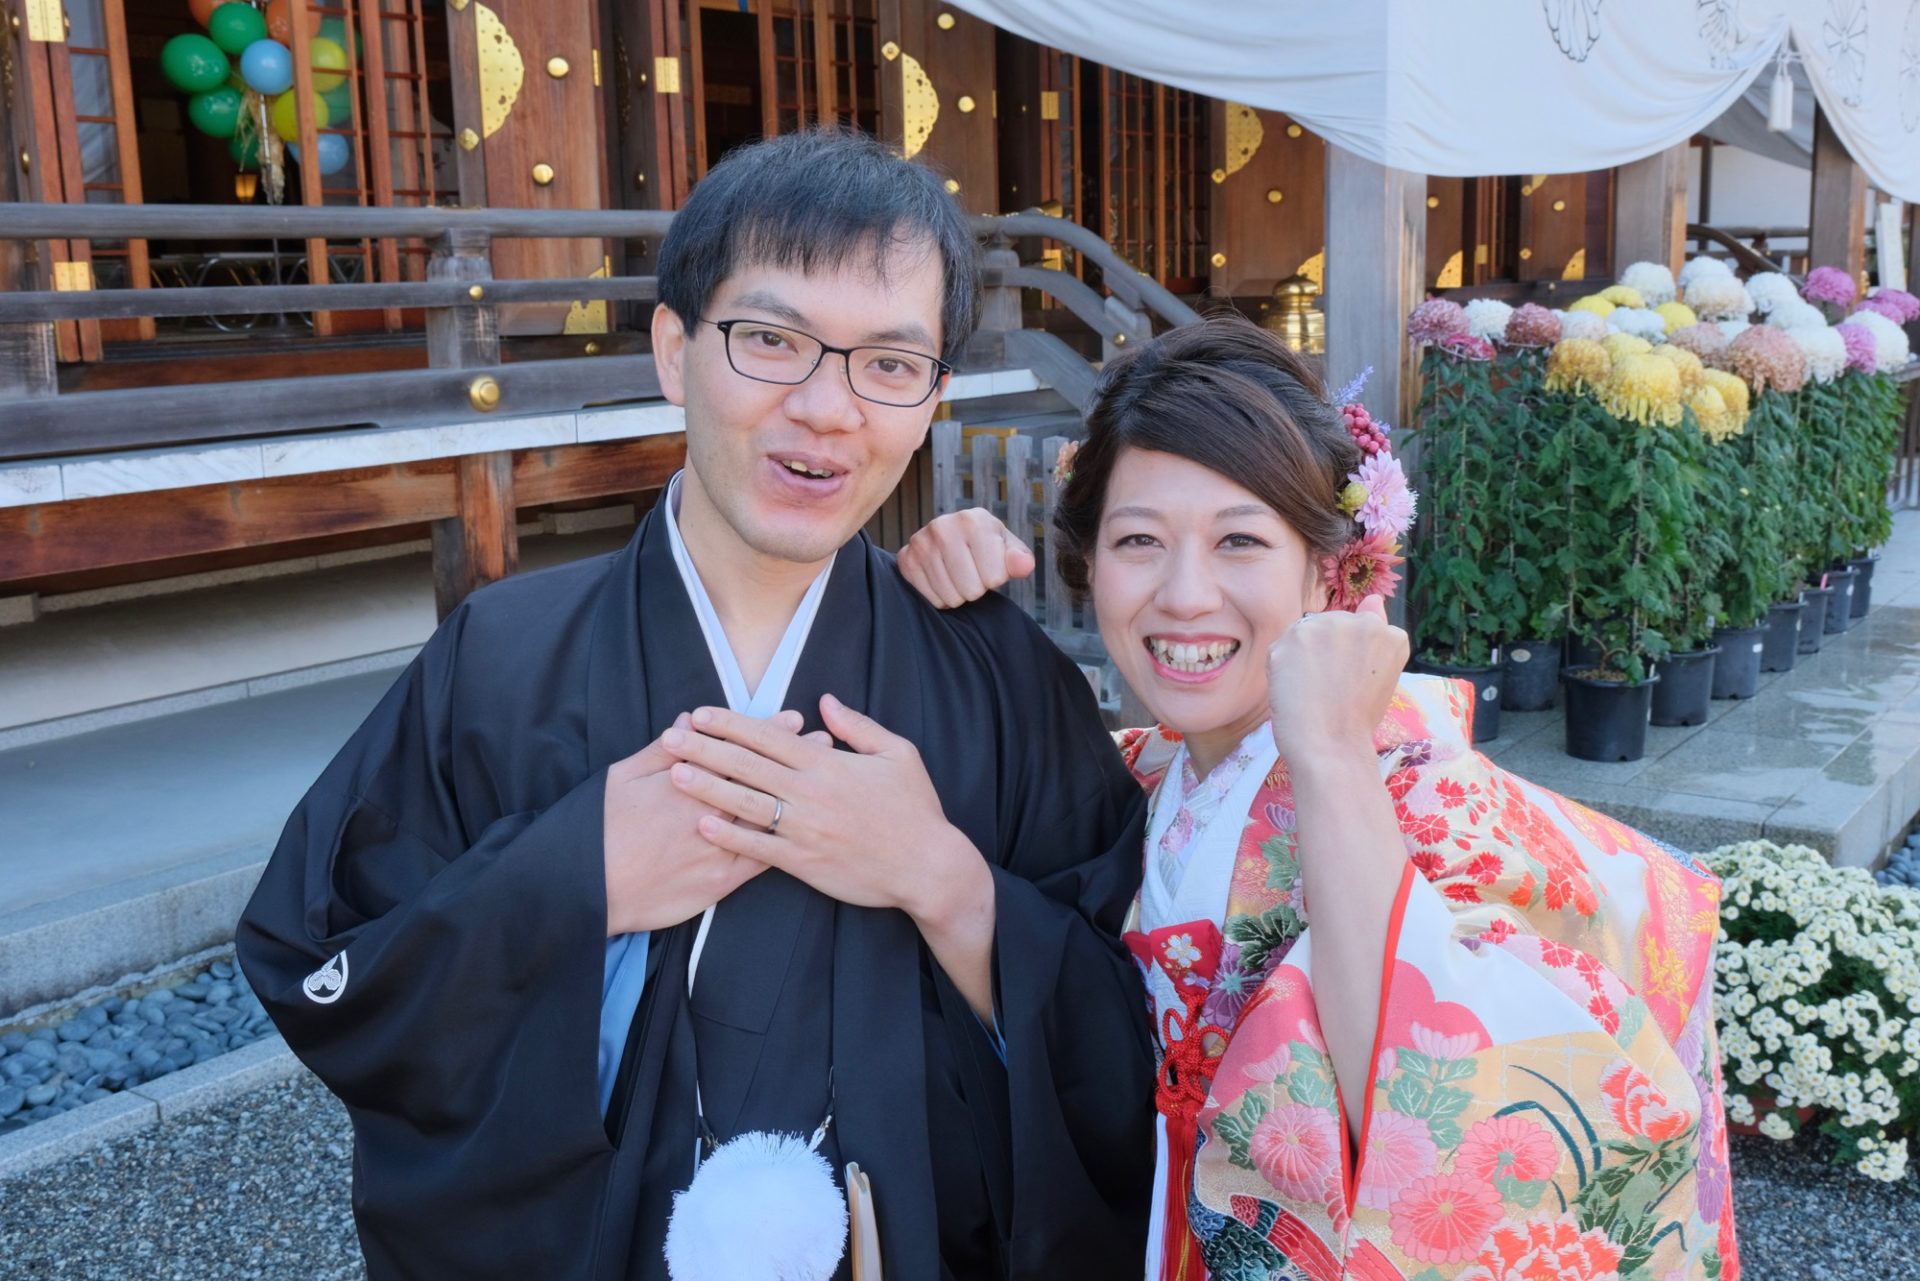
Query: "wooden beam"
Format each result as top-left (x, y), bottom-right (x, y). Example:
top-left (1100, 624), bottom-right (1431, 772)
top-left (1612, 142), bottom-right (1689, 277)
top-left (1810, 106), bottom-right (1868, 280)
top-left (0, 436), bottom-right (685, 584)
top-left (432, 450), bottom-right (518, 617)
top-left (1323, 144), bottom-right (1426, 431)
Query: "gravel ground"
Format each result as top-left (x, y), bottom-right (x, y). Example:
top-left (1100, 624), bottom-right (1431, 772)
top-left (1, 1076), bottom-right (1913, 1278)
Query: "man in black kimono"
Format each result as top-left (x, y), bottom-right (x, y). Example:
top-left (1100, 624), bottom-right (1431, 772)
top-left (236, 129), bottom-right (1154, 1279)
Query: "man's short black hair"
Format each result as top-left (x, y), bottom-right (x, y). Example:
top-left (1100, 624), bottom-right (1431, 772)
top-left (656, 128), bottom-right (980, 363)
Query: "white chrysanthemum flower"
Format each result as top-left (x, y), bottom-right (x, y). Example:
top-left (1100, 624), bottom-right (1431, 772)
top-left (1767, 299), bottom-right (1828, 332)
top-left (1607, 306), bottom-right (1668, 340)
top-left (1557, 309), bottom-right (1608, 342)
top-left (1844, 310), bottom-right (1913, 373)
top-left (1679, 255), bottom-right (1736, 291)
top-left (1682, 273), bottom-right (1752, 321)
top-left (1463, 297), bottom-right (1514, 343)
top-left (1620, 261), bottom-right (1678, 306)
top-left (1717, 319), bottom-right (1751, 341)
top-left (1747, 272), bottom-right (1800, 315)
top-left (1790, 326), bottom-right (1848, 383)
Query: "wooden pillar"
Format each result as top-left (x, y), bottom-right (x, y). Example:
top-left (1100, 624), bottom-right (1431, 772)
top-left (433, 452), bottom-right (520, 619)
top-left (1323, 145), bottom-right (1425, 431)
top-left (1810, 107), bottom-right (1868, 280)
top-left (1612, 142), bottom-right (1689, 276)
top-left (426, 230), bottom-right (511, 617)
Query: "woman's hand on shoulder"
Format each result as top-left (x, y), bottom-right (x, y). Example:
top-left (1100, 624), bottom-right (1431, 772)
top-left (897, 507), bottom-right (1036, 608)
top-left (1266, 595), bottom-right (1408, 767)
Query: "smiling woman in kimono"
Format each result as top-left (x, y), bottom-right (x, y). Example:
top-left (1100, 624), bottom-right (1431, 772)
top-left (900, 315), bottom-right (1739, 1281)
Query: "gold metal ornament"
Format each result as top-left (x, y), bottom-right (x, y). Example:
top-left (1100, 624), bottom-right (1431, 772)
top-left (1039, 91), bottom-right (1059, 120)
top-left (900, 52), bottom-right (939, 158)
top-left (547, 56), bottom-right (570, 79)
top-left (1261, 274), bottom-right (1325, 354)
top-left (565, 259), bottom-right (611, 335)
top-left (1562, 248), bottom-right (1587, 280)
top-left (531, 162), bottom-right (555, 185)
top-left (584, 341), bottom-right (602, 355)
top-left (1210, 252), bottom-right (1227, 268)
top-left (25, 0), bottom-right (63, 41)
top-left (943, 179), bottom-right (960, 194)
top-left (654, 55), bottom-right (681, 93)
top-left (450, 0), bottom-right (468, 9)
top-left (1285, 123), bottom-right (1303, 138)
top-left (1296, 250), bottom-right (1325, 289)
top-left (1435, 251), bottom-right (1464, 289)
top-left (1223, 103), bottom-right (1263, 177)
top-left (1426, 195), bottom-right (1439, 209)
top-left (1266, 189), bottom-right (1283, 204)
top-left (1552, 199), bottom-right (1566, 212)
top-left (936, 11), bottom-right (956, 28)
top-left (475, 4), bottom-right (524, 139)
top-left (458, 128), bottom-right (480, 151)
top-left (1210, 168), bottom-right (1226, 184)
top-left (468, 376), bottom-right (502, 412)
top-left (468, 284), bottom-right (485, 300)
top-left (957, 94), bottom-right (975, 113)
top-left (881, 40), bottom-right (900, 60)
top-left (1519, 247), bottom-right (1533, 260)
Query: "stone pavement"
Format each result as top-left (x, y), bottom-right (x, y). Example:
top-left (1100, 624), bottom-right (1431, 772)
top-left (1481, 508), bottom-right (1920, 868)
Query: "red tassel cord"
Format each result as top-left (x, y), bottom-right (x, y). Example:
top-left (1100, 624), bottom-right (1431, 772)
top-left (1156, 988), bottom-right (1228, 1281)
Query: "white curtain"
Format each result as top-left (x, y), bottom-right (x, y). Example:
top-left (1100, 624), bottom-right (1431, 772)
top-left (948, 0), bottom-right (1919, 200)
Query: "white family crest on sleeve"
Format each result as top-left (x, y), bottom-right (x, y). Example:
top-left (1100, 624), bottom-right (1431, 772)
top-left (302, 951), bottom-right (349, 1005)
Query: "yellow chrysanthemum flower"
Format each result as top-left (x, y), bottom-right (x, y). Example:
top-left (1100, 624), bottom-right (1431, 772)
top-left (1599, 284), bottom-right (1647, 308)
top-left (1568, 295), bottom-right (1616, 319)
top-left (1655, 301), bottom-right (1699, 335)
top-left (1602, 352), bottom-right (1684, 427)
top-left (1701, 367), bottom-right (1750, 431)
top-left (1544, 337), bottom-right (1612, 395)
top-left (1689, 383), bottom-right (1740, 442)
top-left (1651, 343), bottom-right (1705, 395)
top-left (1601, 332), bottom-right (1654, 363)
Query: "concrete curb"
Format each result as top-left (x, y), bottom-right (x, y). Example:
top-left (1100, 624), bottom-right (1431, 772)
top-left (0, 1034), bottom-right (302, 1182)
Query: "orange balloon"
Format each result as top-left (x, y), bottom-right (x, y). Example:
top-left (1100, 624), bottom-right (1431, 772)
top-left (189, 0), bottom-right (219, 26)
top-left (264, 0), bottom-right (319, 45)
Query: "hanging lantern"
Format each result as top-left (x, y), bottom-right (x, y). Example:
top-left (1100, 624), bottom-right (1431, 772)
top-left (1262, 273), bottom-right (1326, 355)
top-left (1767, 52), bottom-right (1795, 133)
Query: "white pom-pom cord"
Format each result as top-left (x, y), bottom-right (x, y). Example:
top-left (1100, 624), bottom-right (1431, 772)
top-left (665, 1131), bottom-right (849, 1281)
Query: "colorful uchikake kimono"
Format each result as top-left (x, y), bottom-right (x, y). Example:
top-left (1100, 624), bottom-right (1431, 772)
top-left (1120, 675), bottom-right (1739, 1281)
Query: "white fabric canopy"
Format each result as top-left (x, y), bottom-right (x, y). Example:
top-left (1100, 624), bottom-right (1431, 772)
top-left (949, 0), bottom-right (1920, 201)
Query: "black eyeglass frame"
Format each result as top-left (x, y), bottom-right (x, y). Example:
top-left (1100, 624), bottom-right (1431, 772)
top-left (705, 318), bottom-right (953, 408)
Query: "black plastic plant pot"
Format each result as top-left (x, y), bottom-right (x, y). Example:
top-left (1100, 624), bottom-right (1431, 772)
top-left (1797, 586), bottom-right (1833, 654)
top-left (1410, 659), bottom-right (1502, 743)
top-left (1651, 646), bottom-right (1721, 727)
top-left (1849, 554), bottom-right (1878, 619)
top-left (1502, 638), bottom-right (1560, 712)
top-left (1822, 567), bottom-right (1858, 635)
top-left (1761, 600), bottom-right (1804, 673)
top-left (1710, 625), bottom-right (1765, 699)
top-left (1562, 668), bottom-right (1659, 762)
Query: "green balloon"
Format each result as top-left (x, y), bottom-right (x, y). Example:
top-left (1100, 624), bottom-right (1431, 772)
top-left (228, 131), bottom-right (261, 171)
top-left (160, 32), bottom-right (230, 94)
top-left (320, 83), bottom-right (352, 123)
top-left (207, 3), bottom-right (269, 56)
top-left (189, 86), bottom-right (244, 138)
top-left (316, 17), bottom-right (363, 58)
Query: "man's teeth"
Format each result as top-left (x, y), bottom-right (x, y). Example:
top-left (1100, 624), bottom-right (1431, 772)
top-left (1148, 638), bottom-right (1239, 672)
top-left (781, 459), bottom-right (835, 479)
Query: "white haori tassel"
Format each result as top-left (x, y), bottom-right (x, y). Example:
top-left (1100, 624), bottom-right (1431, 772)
top-left (665, 1131), bottom-right (849, 1281)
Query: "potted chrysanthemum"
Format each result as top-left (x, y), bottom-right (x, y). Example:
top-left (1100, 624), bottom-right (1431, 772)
top-left (1703, 839), bottom-right (1920, 1183)
top-left (1837, 300), bottom-right (1918, 617)
top-left (1405, 298), bottom-right (1511, 742)
top-left (1495, 304), bottom-right (1569, 712)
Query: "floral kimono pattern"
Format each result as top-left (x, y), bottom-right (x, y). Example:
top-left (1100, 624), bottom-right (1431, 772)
top-left (1118, 675), bottom-right (1738, 1281)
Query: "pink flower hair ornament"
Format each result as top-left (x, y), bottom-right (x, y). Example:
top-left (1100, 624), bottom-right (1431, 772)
top-left (1325, 385), bottom-right (1415, 608)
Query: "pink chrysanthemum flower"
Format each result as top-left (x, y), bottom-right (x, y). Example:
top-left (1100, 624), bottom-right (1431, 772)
top-left (1388, 1172), bottom-right (1505, 1265)
top-left (1407, 298), bottom-right (1470, 345)
top-left (1837, 323), bottom-right (1877, 375)
top-left (1350, 452), bottom-right (1417, 540)
top-left (1439, 333), bottom-right (1496, 362)
top-left (1803, 265), bottom-right (1858, 309)
top-left (1666, 322), bottom-right (1729, 363)
top-left (1504, 302), bottom-right (1561, 348)
top-left (1323, 530), bottom-right (1404, 609)
top-left (1052, 438), bottom-right (1080, 486)
top-left (1727, 325), bottom-right (1809, 394)
top-left (1867, 287), bottom-right (1920, 323)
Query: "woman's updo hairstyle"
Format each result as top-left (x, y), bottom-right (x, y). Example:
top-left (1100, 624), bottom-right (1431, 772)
top-left (1052, 313), bottom-right (1363, 598)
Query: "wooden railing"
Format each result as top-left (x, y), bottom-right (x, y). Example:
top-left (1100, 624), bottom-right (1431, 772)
top-left (0, 204), bottom-right (1199, 466)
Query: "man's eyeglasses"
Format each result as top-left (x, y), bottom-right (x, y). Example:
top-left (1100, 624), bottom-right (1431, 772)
top-left (706, 319), bottom-right (951, 408)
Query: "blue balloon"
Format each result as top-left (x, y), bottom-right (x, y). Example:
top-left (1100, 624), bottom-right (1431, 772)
top-left (239, 39), bottom-right (293, 96)
top-left (289, 133), bottom-right (352, 176)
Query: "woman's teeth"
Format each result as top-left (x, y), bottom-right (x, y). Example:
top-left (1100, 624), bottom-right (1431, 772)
top-left (781, 459), bottom-right (835, 479)
top-left (1148, 638), bottom-right (1239, 673)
